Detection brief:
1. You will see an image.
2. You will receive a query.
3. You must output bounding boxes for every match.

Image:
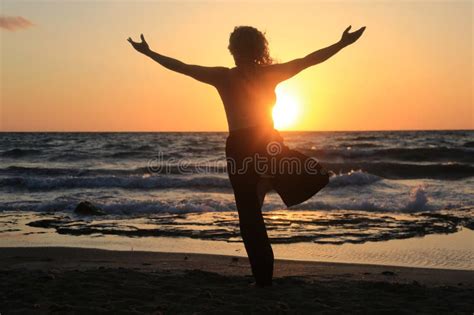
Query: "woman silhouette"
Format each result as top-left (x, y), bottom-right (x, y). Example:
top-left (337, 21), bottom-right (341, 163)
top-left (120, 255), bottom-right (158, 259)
top-left (128, 25), bottom-right (365, 287)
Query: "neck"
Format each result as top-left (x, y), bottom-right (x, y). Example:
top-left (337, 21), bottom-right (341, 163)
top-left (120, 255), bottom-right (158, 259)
top-left (235, 60), bottom-right (257, 68)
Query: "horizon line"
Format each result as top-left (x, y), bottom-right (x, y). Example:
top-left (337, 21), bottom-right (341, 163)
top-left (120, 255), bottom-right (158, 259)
top-left (0, 128), bottom-right (473, 133)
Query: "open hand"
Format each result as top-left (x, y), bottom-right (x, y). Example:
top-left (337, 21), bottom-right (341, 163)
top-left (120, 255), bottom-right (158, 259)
top-left (340, 26), bottom-right (366, 46)
top-left (127, 34), bottom-right (150, 54)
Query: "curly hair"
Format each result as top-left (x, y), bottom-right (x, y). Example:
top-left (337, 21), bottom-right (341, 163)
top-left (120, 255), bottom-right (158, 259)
top-left (228, 26), bottom-right (273, 66)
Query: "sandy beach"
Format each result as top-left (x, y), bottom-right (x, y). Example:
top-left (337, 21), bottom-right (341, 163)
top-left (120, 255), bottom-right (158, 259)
top-left (1, 247), bottom-right (473, 314)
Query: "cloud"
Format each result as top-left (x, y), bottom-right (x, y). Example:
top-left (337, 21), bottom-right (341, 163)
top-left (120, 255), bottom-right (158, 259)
top-left (0, 16), bottom-right (34, 31)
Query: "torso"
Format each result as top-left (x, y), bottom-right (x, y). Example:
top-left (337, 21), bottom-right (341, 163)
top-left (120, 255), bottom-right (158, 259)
top-left (215, 65), bottom-right (277, 132)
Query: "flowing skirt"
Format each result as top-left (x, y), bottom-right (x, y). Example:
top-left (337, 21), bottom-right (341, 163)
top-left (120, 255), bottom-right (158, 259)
top-left (225, 126), bottom-right (329, 207)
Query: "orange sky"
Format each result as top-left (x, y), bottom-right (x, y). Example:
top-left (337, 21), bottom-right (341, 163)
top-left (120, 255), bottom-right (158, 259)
top-left (1, 1), bottom-right (472, 131)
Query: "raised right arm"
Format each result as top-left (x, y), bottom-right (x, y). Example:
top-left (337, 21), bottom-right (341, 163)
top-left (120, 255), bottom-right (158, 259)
top-left (128, 34), bottom-right (227, 86)
top-left (266, 26), bottom-right (365, 84)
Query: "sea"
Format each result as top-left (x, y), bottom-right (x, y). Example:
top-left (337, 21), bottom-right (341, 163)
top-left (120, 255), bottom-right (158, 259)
top-left (1, 131), bottom-right (473, 269)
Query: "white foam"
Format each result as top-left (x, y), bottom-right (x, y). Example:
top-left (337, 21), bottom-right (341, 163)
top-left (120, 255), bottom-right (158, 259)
top-left (405, 185), bottom-right (429, 211)
top-left (328, 170), bottom-right (381, 187)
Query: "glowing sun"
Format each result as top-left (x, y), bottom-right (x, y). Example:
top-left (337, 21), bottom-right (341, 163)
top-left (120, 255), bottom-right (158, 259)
top-left (272, 89), bottom-right (300, 130)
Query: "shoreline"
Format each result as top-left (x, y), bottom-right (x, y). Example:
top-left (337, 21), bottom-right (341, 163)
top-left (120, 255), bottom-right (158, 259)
top-left (2, 210), bottom-right (473, 271)
top-left (1, 246), bottom-right (473, 313)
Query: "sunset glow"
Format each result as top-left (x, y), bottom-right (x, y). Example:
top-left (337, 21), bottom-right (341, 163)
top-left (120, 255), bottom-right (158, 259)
top-left (0, 1), bottom-right (472, 131)
top-left (272, 88), bottom-right (300, 130)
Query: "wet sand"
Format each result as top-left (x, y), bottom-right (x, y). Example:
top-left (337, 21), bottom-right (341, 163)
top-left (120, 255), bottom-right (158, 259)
top-left (1, 247), bottom-right (473, 314)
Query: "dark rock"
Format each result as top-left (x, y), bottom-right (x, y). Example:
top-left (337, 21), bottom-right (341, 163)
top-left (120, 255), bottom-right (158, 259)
top-left (463, 221), bottom-right (474, 230)
top-left (74, 201), bottom-right (105, 216)
top-left (381, 271), bottom-right (396, 276)
top-left (27, 219), bottom-right (63, 229)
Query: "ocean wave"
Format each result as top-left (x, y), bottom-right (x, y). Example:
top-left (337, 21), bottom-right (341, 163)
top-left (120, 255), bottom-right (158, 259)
top-left (106, 151), bottom-right (152, 158)
top-left (102, 143), bottom-right (132, 150)
top-left (1, 184), bottom-right (471, 214)
top-left (345, 135), bottom-right (381, 141)
top-left (323, 162), bottom-right (474, 180)
top-left (47, 151), bottom-right (181, 162)
top-left (0, 198), bottom-right (236, 214)
top-left (47, 153), bottom-right (90, 162)
top-left (0, 175), bottom-right (231, 190)
top-left (295, 186), bottom-right (430, 212)
top-left (0, 166), bottom-right (110, 177)
top-left (303, 147), bottom-right (474, 163)
top-left (328, 170), bottom-right (381, 187)
top-left (0, 196), bottom-right (432, 214)
top-left (338, 142), bottom-right (381, 148)
top-left (0, 170), bottom-right (386, 192)
top-left (135, 144), bottom-right (154, 150)
top-left (1, 148), bottom-right (42, 157)
top-left (2, 161), bottom-right (472, 180)
top-left (0, 165), bottom-right (228, 177)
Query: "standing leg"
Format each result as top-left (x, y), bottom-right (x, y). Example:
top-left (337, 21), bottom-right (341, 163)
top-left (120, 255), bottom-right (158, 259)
top-left (233, 182), bottom-right (274, 287)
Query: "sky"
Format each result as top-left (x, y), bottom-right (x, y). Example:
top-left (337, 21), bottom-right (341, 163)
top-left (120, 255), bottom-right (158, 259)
top-left (0, 0), bottom-right (472, 131)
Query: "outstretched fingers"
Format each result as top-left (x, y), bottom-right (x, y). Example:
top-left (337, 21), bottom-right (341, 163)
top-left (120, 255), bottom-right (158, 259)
top-left (127, 34), bottom-right (146, 45)
top-left (127, 37), bottom-right (137, 44)
top-left (356, 26), bottom-right (366, 34)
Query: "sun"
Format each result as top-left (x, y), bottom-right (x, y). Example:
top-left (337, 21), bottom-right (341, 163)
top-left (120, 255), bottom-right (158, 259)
top-left (272, 88), bottom-right (300, 130)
